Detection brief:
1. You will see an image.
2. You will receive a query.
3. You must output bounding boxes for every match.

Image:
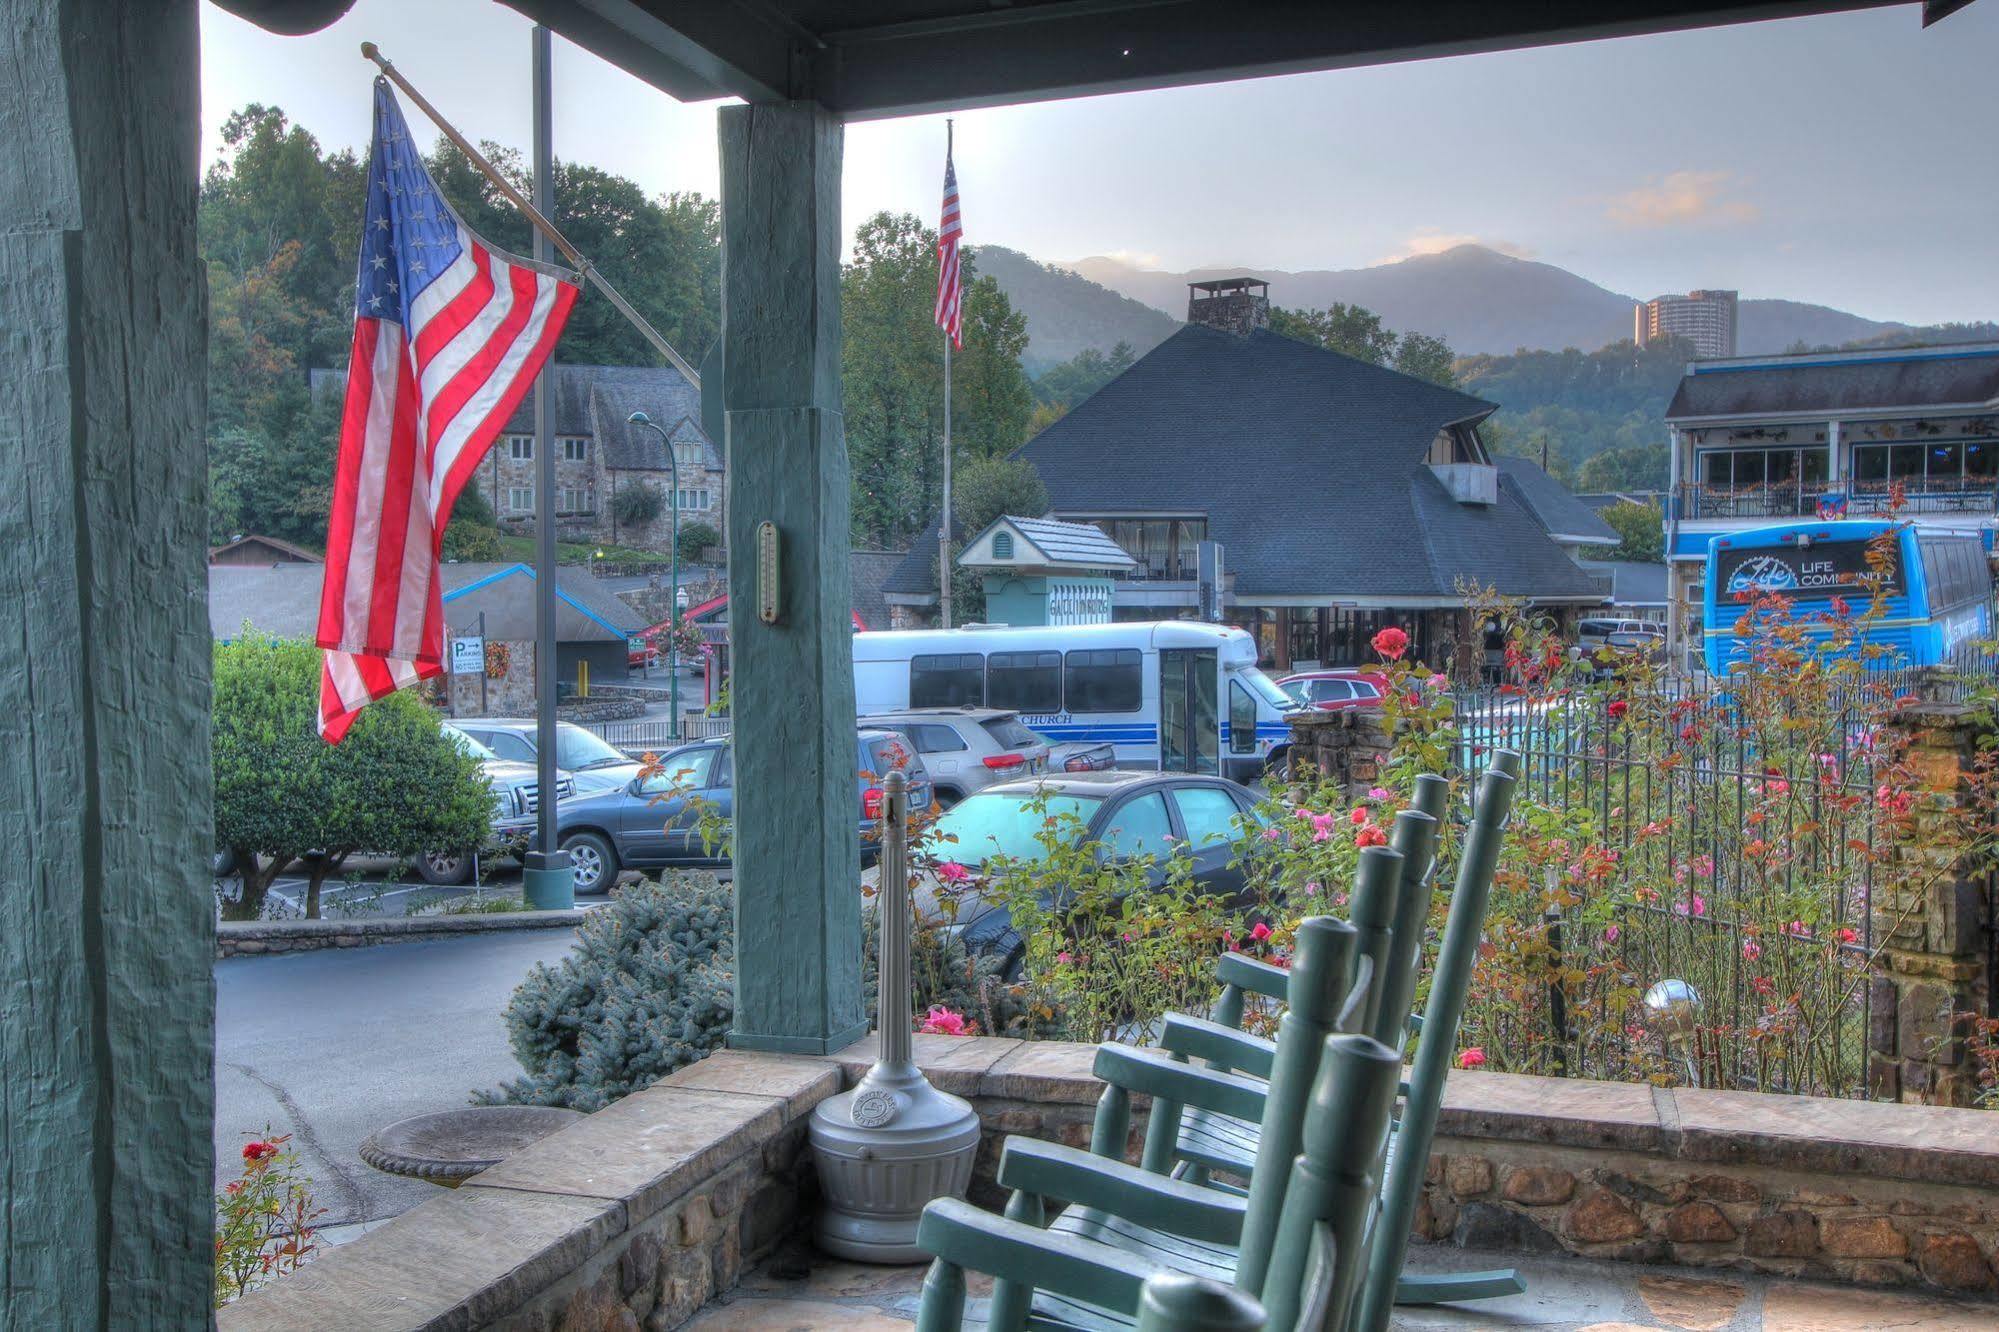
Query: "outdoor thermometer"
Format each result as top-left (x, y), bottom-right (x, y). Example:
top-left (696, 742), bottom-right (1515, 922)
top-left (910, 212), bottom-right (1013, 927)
top-left (757, 521), bottom-right (782, 625)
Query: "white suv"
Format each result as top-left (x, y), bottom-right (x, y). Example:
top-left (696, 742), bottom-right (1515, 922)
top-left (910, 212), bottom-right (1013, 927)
top-left (860, 707), bottom-right (1113, 807)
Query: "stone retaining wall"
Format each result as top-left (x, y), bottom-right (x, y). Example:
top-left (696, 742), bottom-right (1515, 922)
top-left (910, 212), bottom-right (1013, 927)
top-left (215, 909), bottom-right (588, 959)
top-left (216, 1041), bottom-right (1999, 1330)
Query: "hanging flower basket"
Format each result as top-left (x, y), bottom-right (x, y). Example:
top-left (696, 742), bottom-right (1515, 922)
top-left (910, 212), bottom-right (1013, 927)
top-left (484, 641), bottom-right (512, 680)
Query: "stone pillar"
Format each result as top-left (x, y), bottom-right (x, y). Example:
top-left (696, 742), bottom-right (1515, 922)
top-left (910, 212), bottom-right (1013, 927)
top-left (1868, 699), bottom-right (1994, 1105)
top-left (1, 1), bottom-right (215, 1321)
top-left (719, 102), bottom-right (867, 1055)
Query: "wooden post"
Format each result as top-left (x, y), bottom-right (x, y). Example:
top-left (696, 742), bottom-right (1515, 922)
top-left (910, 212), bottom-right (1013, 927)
top-left (1, 1), bottom-right (214, 1321)
top-left (719, 101), bottom-right (868, 1054)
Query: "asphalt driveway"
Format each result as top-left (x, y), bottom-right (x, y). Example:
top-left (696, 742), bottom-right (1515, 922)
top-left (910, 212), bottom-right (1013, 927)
top-left (213, 927), bottom-right (581, 1233)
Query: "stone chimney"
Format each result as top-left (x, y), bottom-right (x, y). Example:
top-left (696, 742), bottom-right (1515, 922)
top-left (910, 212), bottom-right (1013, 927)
top-left (1186, 277), bottom-right (1270, 335)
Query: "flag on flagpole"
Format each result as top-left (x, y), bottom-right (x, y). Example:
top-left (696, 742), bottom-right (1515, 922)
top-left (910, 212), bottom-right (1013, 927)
top-left (315, 81), bottom-right (579, 742)
top-left (934, 138), bottom-right (963, 348)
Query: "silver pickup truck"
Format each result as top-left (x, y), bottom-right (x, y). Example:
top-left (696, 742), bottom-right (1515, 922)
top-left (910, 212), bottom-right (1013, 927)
top-left (418, 724), bottom-right (576, 884)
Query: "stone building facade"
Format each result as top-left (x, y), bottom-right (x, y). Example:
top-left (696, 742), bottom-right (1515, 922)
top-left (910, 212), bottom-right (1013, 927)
top-left (479, 363), bottom-right (726, 554)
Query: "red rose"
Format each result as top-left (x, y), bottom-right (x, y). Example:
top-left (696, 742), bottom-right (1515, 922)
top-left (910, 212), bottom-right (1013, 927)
top-left (1249, 921), bottom-right (1273, 943)
top-left (1458, 1047), bottom-right (1487, 1070)
top-left (242, 1140), bottom-right (273, 1163)
top-left (1355, 824), bottom-right (1388, 849)
top-left (1606, 700), bottom-right (1628, 721)
top-left (1370, 626), bottom-right (1410, 662)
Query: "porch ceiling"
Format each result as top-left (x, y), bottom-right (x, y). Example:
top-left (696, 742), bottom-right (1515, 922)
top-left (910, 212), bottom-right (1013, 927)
top-left (499, 0), bottom-right (1928, 118)
top-left (225, 2), bottom-right (1953, 118)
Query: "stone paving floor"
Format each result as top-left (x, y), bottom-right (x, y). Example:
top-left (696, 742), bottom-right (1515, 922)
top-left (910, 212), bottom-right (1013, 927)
top-left (683, 1245), bottom-right (1998, 1330)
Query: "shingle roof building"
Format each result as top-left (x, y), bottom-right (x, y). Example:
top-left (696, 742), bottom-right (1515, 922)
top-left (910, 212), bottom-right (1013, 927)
top-left (1666, 344), bottom-right (1999, 422)
top-left (1498, 457), bottom-right (1620, 548)
top-left (1015, 323), bottom-right (1606, 604)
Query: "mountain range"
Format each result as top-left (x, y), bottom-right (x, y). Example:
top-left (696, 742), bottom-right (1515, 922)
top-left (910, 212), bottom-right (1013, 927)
top-left (979, 241), bottom-right (1921, 370)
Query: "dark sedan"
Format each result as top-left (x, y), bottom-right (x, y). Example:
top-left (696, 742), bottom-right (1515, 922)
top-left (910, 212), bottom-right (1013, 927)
top-left (890, 770), bottom-right (1267, 969)
top-left (546, 729), bottom-right (932, 893)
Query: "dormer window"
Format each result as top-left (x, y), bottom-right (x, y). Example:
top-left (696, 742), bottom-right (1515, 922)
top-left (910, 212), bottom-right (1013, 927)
top-left (1426, 424), bottom-right (1489, 466)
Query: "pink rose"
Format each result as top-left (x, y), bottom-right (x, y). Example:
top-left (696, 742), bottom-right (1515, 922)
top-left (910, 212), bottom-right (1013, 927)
top-left (1249, 921), bottom-right (1273, 943)
top-left (1742, 939), bottom-right (1762, 961)
top-left (935, 861), bottom-right (971, 885)
top-left (1458, 1047), bottom-right (1487, 1070)
top-left (919, 1006), bottom-right (968, 1036)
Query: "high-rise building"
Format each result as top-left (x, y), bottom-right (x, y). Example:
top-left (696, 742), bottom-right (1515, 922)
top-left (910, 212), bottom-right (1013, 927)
top-left (1635, 289), bottom-right (1739, 358)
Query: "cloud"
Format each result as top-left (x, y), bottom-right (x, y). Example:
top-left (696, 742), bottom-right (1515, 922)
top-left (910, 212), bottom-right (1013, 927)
top-left (1605, 171), bottom-right (1760, 229)
top-left (1375, 230), bottom-right (1534, 264)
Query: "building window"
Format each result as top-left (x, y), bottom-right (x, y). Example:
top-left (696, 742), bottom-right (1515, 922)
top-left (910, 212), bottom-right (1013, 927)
top-left (1852, 441), bottom-right (1994, 492)
top-left (1699, 447), bottom-right (1826, 489)
top-left (560, 437), bottom-right (589, 462)
top-left (1086, 516), bottom-right (1205, 580)
top-left (508, 435), bottom-right (533, 461)
top-left (557, 487), bottom-right (593, 514)
top-left (507, 486), bottom-right (534, 513)
top-left (675, 488), bottom-right (711, 512)
top-left (993, 531), bottom-right (1014, 560)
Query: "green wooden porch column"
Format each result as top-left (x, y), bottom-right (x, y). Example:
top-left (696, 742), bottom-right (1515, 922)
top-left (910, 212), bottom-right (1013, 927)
top-left (719, 101), bottom-right (867, 1054)
top-left (1, 0), bottom-right (215, 1322)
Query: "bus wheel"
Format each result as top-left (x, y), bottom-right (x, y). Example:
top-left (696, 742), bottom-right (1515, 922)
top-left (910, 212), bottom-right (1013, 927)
top-left (1266, 747), bottom-right (1292, 783)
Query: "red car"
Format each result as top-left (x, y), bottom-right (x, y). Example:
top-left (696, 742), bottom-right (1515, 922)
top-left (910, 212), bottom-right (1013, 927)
top-left (1277, 669), bottom-right (1389, 712)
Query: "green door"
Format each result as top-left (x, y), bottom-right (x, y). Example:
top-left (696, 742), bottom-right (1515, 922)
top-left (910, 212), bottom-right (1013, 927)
top-left (1159, 647), bottom-right (1219, 773)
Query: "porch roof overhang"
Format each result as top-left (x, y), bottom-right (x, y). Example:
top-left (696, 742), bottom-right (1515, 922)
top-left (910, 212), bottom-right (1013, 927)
top-left (231, 2), bottom-right (1942, 120)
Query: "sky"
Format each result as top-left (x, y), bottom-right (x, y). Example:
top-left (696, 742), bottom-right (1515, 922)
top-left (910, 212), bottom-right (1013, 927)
top-left (199, 1), bottom-right (1997, 326)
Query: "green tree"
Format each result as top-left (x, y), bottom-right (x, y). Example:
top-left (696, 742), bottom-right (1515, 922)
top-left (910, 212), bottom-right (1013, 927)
top-left (842, 211), bottom-right (1033, 549)
top-left (676, 521), bottom-right (721, 563)
top-left (1575, 443), bottom-right (1669, 493)
top-left (951, 456), bottom-right (1048, 534)
top-left (1271, 303), bottom-right (1398, 364)
top-left (1598, 500), bottom-right (1665, 563)
top-left (423, 141), bottom-right (720, 367)
top-left (1392, 331), bottom-right (1459, 388)
top-left (1032, 341), bottom-right (1136, 410)
top-left (212, 636), bottom-right (491, 919)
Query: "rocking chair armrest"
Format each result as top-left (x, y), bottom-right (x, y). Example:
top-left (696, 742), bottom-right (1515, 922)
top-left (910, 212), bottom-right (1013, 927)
top-left (1158, 1014), bottom-right (1277, 1079)
top-left (1093, 1043), bottom-right (1270, 1124)
top-left (916, 1197), bottom-right (1156, 1314)
top-left (997, 1138), bottom-right (1248, 1246)
top-left (1214, 951), bottom-right (1292, 1004)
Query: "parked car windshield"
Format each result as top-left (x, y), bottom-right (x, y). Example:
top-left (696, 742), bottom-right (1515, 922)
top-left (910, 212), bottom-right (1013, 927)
top-left (1279, 678), bottom-right (1311, 707)
top-left (923, 791), bottom-right (1105, 868)
top-left (442, 725), bottom-right (497, 761)
top-left (555, 726), bottom-right (631, 771)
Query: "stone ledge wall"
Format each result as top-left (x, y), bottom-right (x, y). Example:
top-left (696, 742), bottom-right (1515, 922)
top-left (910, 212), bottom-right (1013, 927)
top-left (216, 1041), bottom-right (1999, 1332)
top-left (215, 909), bottom-right (589, 959)
top-left (218, 1053), bottom-right (842, 1332)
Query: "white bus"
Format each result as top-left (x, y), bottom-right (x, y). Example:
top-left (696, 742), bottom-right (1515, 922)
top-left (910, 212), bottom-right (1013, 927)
top-left (853, 621), bottom-right (1297, 782)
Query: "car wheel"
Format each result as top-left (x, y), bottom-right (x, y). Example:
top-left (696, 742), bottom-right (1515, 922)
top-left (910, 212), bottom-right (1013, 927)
top-left (417, 848), bottom-right (474, 886)
top-left (561, 831), bottom-right (618, 895)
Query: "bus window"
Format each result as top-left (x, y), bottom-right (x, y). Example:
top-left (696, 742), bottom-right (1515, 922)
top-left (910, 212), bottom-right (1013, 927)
top-left (987, 651), bottom-right (1062, 714)
top-left (1064, 648), bottom-right (1142, 712)
top-left (1229, 681), bottom-right (1258, 755)
top-left (910, 653), bottom-right (985, 708)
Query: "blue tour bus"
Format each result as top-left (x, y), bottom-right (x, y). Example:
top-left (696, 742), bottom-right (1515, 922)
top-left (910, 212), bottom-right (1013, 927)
top-left (1702, 521), bottom-right (1992, 674)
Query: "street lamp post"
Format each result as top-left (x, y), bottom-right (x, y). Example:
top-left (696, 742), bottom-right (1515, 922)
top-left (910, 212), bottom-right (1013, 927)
top-left (628, 412), bottom-right (681, 742)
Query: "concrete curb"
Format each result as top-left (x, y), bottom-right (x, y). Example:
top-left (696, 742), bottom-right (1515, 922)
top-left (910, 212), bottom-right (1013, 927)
top-left (216, 909), bottom-right (588, 959)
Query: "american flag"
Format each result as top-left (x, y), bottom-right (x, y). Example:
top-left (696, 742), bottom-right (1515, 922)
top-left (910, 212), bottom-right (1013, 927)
top-left (934, 138), bottom-right (963, 349)
top-left (316, 82), bottom-right (578, 742)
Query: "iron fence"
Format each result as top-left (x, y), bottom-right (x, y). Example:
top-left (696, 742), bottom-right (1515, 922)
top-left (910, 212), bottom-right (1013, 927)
top-left (1445, 652), bottom-right (1999, 1099)
top-left (583, 714), bottom-right (731, 756)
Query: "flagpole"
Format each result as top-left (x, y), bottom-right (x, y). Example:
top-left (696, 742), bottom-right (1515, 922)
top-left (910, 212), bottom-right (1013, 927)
top-left (523, 24), bottom-right (574, 910)
top-left (359, 41), bottom-right (699, 387)
top-left (938, 119), bottom-right (955, 631)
